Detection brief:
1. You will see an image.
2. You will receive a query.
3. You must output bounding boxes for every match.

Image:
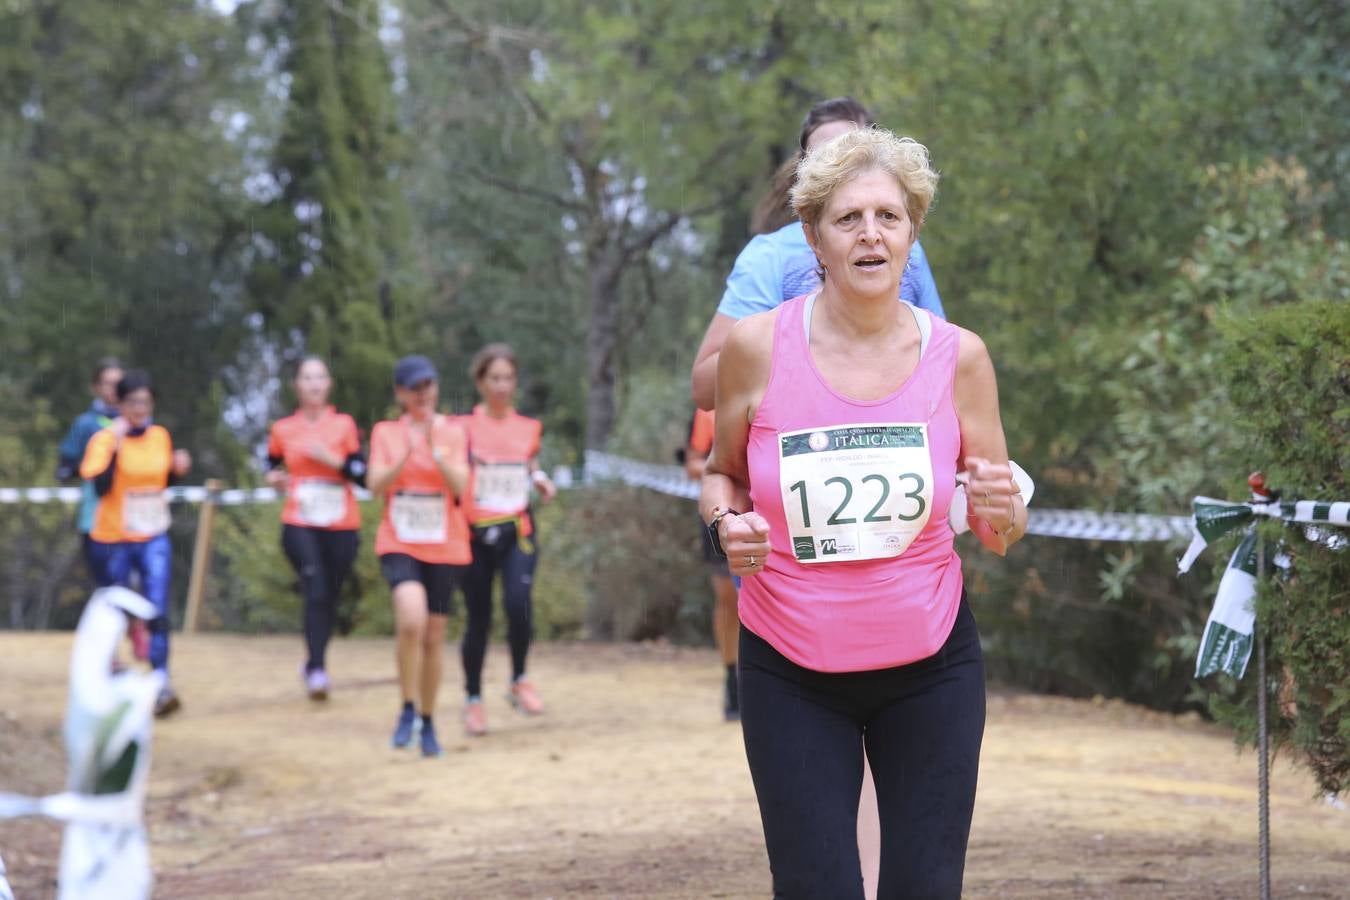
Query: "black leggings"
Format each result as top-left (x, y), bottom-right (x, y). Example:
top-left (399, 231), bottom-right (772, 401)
top-left (282, 525), bottom-right (359, 671)
top-left (739, 597), bottom-right (985, 900)
top-left (461, 520), bottom-right (538, 696)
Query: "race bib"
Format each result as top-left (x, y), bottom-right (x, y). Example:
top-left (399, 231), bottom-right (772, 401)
top-left (123, 489), bottom-right (170, 538)
top-left (473, 462), bottom-right (530, 514)
top-left (293, 478), bottom-right (347, 527)
top-left (390, 490), bottom-right (447, 544)
top-left (778, 423), bottom-right (934, 564)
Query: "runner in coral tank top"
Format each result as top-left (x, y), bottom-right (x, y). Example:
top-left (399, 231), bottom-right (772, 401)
top-left (265, 357), bottom-right (365, 701)
top-left (701, 129), bottom-right (1027, 899)
top-left (456, 343), bottom-right (557, 736)
top-left (367, 355), bottom-right (470, 759)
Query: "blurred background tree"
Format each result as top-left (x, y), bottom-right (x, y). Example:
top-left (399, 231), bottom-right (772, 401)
top-left (1, 0), bottom-right (1345, 788)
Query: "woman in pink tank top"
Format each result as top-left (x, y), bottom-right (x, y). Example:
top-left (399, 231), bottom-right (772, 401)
top-left (700, 128), bottom-right (1026, 899)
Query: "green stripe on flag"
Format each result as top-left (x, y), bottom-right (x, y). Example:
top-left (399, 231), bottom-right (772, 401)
top-left (1197, 624), bottom-right (1253, 678)
top-left (1194, 500), bottom-right (1252, 542)
top-left (1229, 529), bottom-right (1260, 577)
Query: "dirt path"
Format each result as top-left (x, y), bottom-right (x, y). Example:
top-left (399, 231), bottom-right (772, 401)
top-left (1, 633), bottom-right (1346, 898)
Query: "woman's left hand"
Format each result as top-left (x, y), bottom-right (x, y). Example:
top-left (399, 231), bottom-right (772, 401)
top-left (172, 449), bottom-right (193, 477)
top-left (962, 456), bottom-right (1018, 535)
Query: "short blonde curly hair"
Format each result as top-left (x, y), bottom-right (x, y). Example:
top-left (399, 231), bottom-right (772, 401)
top-left (790, 127), bottom-right (938, 232)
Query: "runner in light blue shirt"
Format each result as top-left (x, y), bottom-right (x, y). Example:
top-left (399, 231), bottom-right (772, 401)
top-left (717, 221), bottom-right (942, 321)
top-left (693, 98), bottom-right (945, 409)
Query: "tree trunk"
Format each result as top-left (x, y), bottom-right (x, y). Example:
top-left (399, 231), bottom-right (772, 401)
top-left (8, 514), bottom-right (31, 628)
top-left (585, 254), bottom-right (623, 450)
top-left (33, 531), bottom-right (81, 630)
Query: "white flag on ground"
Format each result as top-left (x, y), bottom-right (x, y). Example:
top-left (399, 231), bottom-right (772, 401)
top-left (0, 586), bottom-right (162, 900)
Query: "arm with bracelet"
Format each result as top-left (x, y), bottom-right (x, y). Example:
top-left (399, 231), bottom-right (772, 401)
top-left (699, 315), bottom-right (773, 575)
top-left (951, 329), bottom-right (1026, 556)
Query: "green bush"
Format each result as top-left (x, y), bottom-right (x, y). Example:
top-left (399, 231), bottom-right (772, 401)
top-left (1212, 298), bottom-right (1350, 796)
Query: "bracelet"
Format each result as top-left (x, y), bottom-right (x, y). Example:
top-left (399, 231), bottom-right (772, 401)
top-left (994, 498), bottom-right (1019, 537)
top-left (531, 469), bottom-right (549, 485)
top-left (705, 506), bottom-right (740, 559)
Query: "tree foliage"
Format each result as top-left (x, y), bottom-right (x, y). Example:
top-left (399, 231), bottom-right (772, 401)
top-left (0, 1), bottom-right (1343, 755)
top-left (1214, 296), bottom-right (1349, 796)
top-left (247, 0), bottom-right (419, 426)
top-left (0, 0), bottom-right (252, 627)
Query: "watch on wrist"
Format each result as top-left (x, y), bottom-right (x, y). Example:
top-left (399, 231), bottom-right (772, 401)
top-left (705, 507), bottom-right (740, 559)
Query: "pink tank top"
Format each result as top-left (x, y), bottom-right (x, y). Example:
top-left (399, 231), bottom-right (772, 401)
top-left (739, 293), bottom-right (964, 672)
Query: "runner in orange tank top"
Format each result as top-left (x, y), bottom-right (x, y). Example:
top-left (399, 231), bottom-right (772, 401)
top-left (367, 355), bottom-right (470, 758)
top-left (457, 343), bottom-right (557, 736)
top-left (79, 369), bottom-right (192, 717)
top-left (265, 357), bottom-right (366, 701)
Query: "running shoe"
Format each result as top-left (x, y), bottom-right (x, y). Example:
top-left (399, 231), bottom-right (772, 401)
top-left (723, 667), bottom-right (740, 722)
top-left (508, 678), bottom-right (544, 715)
top-left (420, 718), bottom-right (442, 758)
top-left (390, 704), bottom-right (418, 749)
top-left (305, 667), bottom-right (330, 702)
top-left (153, 686), bottom-right (181, 718)
top-left (463, 697), bottom-right (488, 736)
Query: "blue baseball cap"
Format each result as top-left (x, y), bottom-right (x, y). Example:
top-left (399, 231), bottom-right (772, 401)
top-left (393, 355), bottom-right (438, 388)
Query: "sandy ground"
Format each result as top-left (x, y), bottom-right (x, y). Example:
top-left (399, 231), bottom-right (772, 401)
top-left (0, 632), bottom-right (1346, 899)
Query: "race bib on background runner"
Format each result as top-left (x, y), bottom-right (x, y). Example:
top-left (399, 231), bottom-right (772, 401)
top-left (779, 424), bottom-right (934, 564)
top-left (473, 462), bottom-right (530, 514)
top-left (293, 478), bottom-right (347, 527)
top-left (122, 489), bottom-right (170, 538)
top-left (390, 490), bottom-right (447, 544)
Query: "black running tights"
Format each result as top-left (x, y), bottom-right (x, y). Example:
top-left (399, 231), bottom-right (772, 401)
top-left (738, 597), bottom-right (986, 900)
top-left (461, 522), bottom-right (538, 696)
top-left (282, 524), bottom-right (359, 671)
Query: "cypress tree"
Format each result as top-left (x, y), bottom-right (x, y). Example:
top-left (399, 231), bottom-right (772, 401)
top-left (252, 0), bottom-right (416, 426)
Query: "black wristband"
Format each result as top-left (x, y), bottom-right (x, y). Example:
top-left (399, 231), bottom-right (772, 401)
top-left (705, 507), bottom-right (740, 560)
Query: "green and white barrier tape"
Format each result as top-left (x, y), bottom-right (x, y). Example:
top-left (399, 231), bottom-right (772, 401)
top-left (1179, 493), bottom-right (1348, 680)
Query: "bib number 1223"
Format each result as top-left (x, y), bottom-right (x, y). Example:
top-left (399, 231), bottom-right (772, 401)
top-left (777, 424), bottom-right (934, 563)
top-left (787, 472), bottom-right (927, 528)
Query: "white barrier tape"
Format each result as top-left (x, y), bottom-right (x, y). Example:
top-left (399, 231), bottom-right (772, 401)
top-left (583, 450), bottom-right (1192, 542)
top-left (584, 450), bottom-right (700, 501)
top-left (0, 452), bottom-right (1201, 542)
top-left (0, 485), bottom-right (374, 505)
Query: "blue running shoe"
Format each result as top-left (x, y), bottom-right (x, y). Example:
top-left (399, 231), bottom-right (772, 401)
top-left (420, 717), bottom-right (442, 758)
top-left (391, 704), bottom-right (418, 749)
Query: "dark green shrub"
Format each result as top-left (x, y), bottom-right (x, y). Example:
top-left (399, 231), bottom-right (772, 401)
top-left (1212, 298), bottom-right (1349, 796)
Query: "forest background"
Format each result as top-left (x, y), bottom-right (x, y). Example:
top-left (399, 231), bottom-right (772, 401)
top-left (1, 0), bottom-right (1346, 791)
